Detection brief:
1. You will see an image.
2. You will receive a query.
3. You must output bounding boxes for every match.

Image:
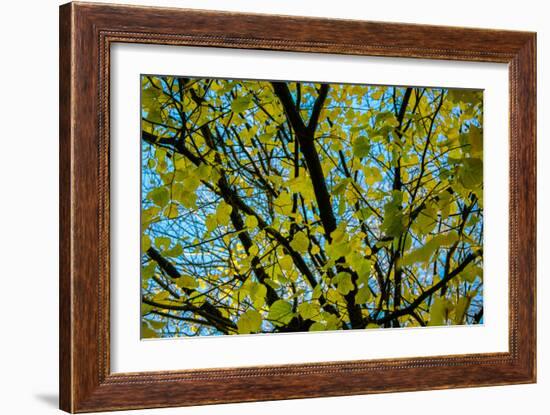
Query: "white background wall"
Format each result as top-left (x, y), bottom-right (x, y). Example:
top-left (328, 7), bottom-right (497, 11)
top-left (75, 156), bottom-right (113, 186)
top-left (0, 0), bottom-right (546, 413)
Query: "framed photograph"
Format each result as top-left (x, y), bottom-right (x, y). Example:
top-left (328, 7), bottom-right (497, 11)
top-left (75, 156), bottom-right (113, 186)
top-left (59, 2), bottom-right (536, 412)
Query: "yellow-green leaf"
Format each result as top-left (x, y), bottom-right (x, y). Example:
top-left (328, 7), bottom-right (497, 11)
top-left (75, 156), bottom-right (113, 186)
top-left (249, 245), bottom-right (259, 257)
top-left (268, 300), bottom-right (294, 326)
top-left (141, 234), bottom-right (151, 252)
top-left (333, 272), bottom-right (354, 295)
top-left (237, 310), bottom-right (263, 334)
top-left (428, 297), bottom-right (453, 326)
top-left (454, 296), bottom-right (471, 324)
top-left (279, 255), bottom-right (294, 272)
top-left (231, 96), bottom-right (252, 113)
top-left (249, 283), bottom-right (267, 308)
top-left (274, 191), bottom-right (293, 215)
top-left (176, 275), bottom-right (198, 290)
top-left (205, 214), bottom-right (217, 233)
top-left (245, 215), bottom-right (259, 229)
top-left (352, 136), bottom-right (371, 158)
top-left (415, 204), bottom-right (437, 235)
top-left (215, 201), bottom-right (233, 226)
top-left (458, 158), bottom-right (483, 189)
top-left (355, 285), bottom-right (372, 304)
top-left (141, 323), bottom-right (158, 338)
top-left (400, 232), bottom-right (459, 267)
top-left (164, 203), bottom-right (179, 219)
top-left (309, 322), bottom-right (326, 331)
top-left (148, 186), bottom-right (169, 207)
top-left (290, 232), bottom-right (309, 253)
top-left (165, 244), bottom-right (183, 257)
top-left (155, 236), bottom-right (171, 251)
top-left (297, 302), bottom-right (320, 320)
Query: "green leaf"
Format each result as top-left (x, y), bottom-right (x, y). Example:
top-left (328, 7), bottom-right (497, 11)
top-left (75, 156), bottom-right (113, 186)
top-left (467, 126), bottom-right (483, 157)
top-left (249, 245), bottom-right (259, 257)
top-left (363, 166), bottom-right (382, 186)
top-left (142, 85), bottom-right (160, 112)
top-left (141, 234), bottom-right (151, 253)
top-left (400, 232), bottom-right (459, 267)
top-left (333, 272), bottom-right (354, 295)
top-left (215, 201), bottom-right (233, 226)
top-left (381, 200), bottom-right (405, 238)
top-left (231, 96), bottom-right (252, 113)
top-left (355, 285), bottom-right (372, 304)
top-left (311, 284), bottom-right (322, 300)
top-left (173, 184), bottom-right (198, 209)
top-left (371, 88), bottom-right (384, 100)
top-left (391, 190), bottom-right (404, 205)
top-left (218, 81), bottom-right (235, 94)
top-left (375, 111), bottom-right (399, 128)
top-left (180, 174), bottom-right (201, 193)
top-left (460, 263), bottom-right (483, 283)
top-left (147, 158), bottom-right (156, 169)
top-left (245, 215), bottom-right (259, 229)
top-left (297, 302), bottom-right (320, 320)
top-left (279, 254), bottom-right (294, 272)
top-left (164, 203), bottom-right (179, 219)
top-left (287, 173), bottom-right (315, 202)
top-left (458, 158), bottom-right (483, 189)
top-left (436, 190), bottom-right (452, 220)
top-left (324, 314), bottom-right (340, 330)
top-left (375, 239), bottom-right (392, 249)
top-left (330, 226), bottom-right (347, 243)
top-left (274, 191), bottom-right (293, 215)
top-left (142, 262), bottom-right (156, 279)
top-left (142, 206), bottom-right (160, 225)
top-left (148, 319), bottom-right (167, 330)
top-left (454, 296), bottom-right (471, 324)
top-left (447, 89), bottom-right (482, 105)
top-left (352, 136), bottom-right (371, 158)
top-left (141, 323), bottom-right (158, 338)
top-left (415, 204), bottom-right (437, 235)
top-left (290, 232), bottom-right (309, 253)
top-left (346, 252), bottom-right (371, 283)
top-left (165, 244), bottom-right (183, 257)
top-left (356, 206), bottom-right (373, 221)
top-left (154, 236), bottom-right (171, 251)
top-left (338, 195), bottom-right (346, 215)
top-left (141, 302), bottom-right (153, 315)
top-left (176, 275), bottom-right (198, 290)
top-left (265, 278), bottom-right (280, 291)
top-left (326, 241), bottom-right (352, 262)
top-left (205, 214), bottom-right (217, 233)
top-left (333, 178), bottom-right (350, 195)
top-left (148, 186), bottom-right (169, 208)
top-left (152, 291), bottom-right (170, 303)
top-left (249, 283), bottom-right (267, 308)
top-left (267, 300), bottom-right (294, 326)
top-left (237, 310), bottom-right (263, 334)
top-left (309, 322), bottom-right (326, 331)
top-left (196, 163), bottom-right (213, 181)
top-left (428, 297), bottom-right (453, 326)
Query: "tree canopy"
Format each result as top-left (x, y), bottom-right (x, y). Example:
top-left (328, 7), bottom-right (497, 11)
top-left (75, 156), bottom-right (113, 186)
top-left (140, 75), bottom-right (483, 338)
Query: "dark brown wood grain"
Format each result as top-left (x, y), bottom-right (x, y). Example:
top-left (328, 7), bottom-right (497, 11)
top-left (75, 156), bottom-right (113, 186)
top-left (59, 4), bottom-right (73, 411)
top-left (59, 2), bottom-right (536, 412)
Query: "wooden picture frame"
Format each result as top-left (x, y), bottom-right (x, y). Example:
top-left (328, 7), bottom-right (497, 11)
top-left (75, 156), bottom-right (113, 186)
top-left (59, 2), bottom-right (536, 412)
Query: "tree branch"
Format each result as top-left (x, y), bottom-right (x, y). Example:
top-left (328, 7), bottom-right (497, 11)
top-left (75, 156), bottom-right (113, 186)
top-left (373, 248), bottom-right (482, 325)
top-left (145, 247), bottom-right (236, 331)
